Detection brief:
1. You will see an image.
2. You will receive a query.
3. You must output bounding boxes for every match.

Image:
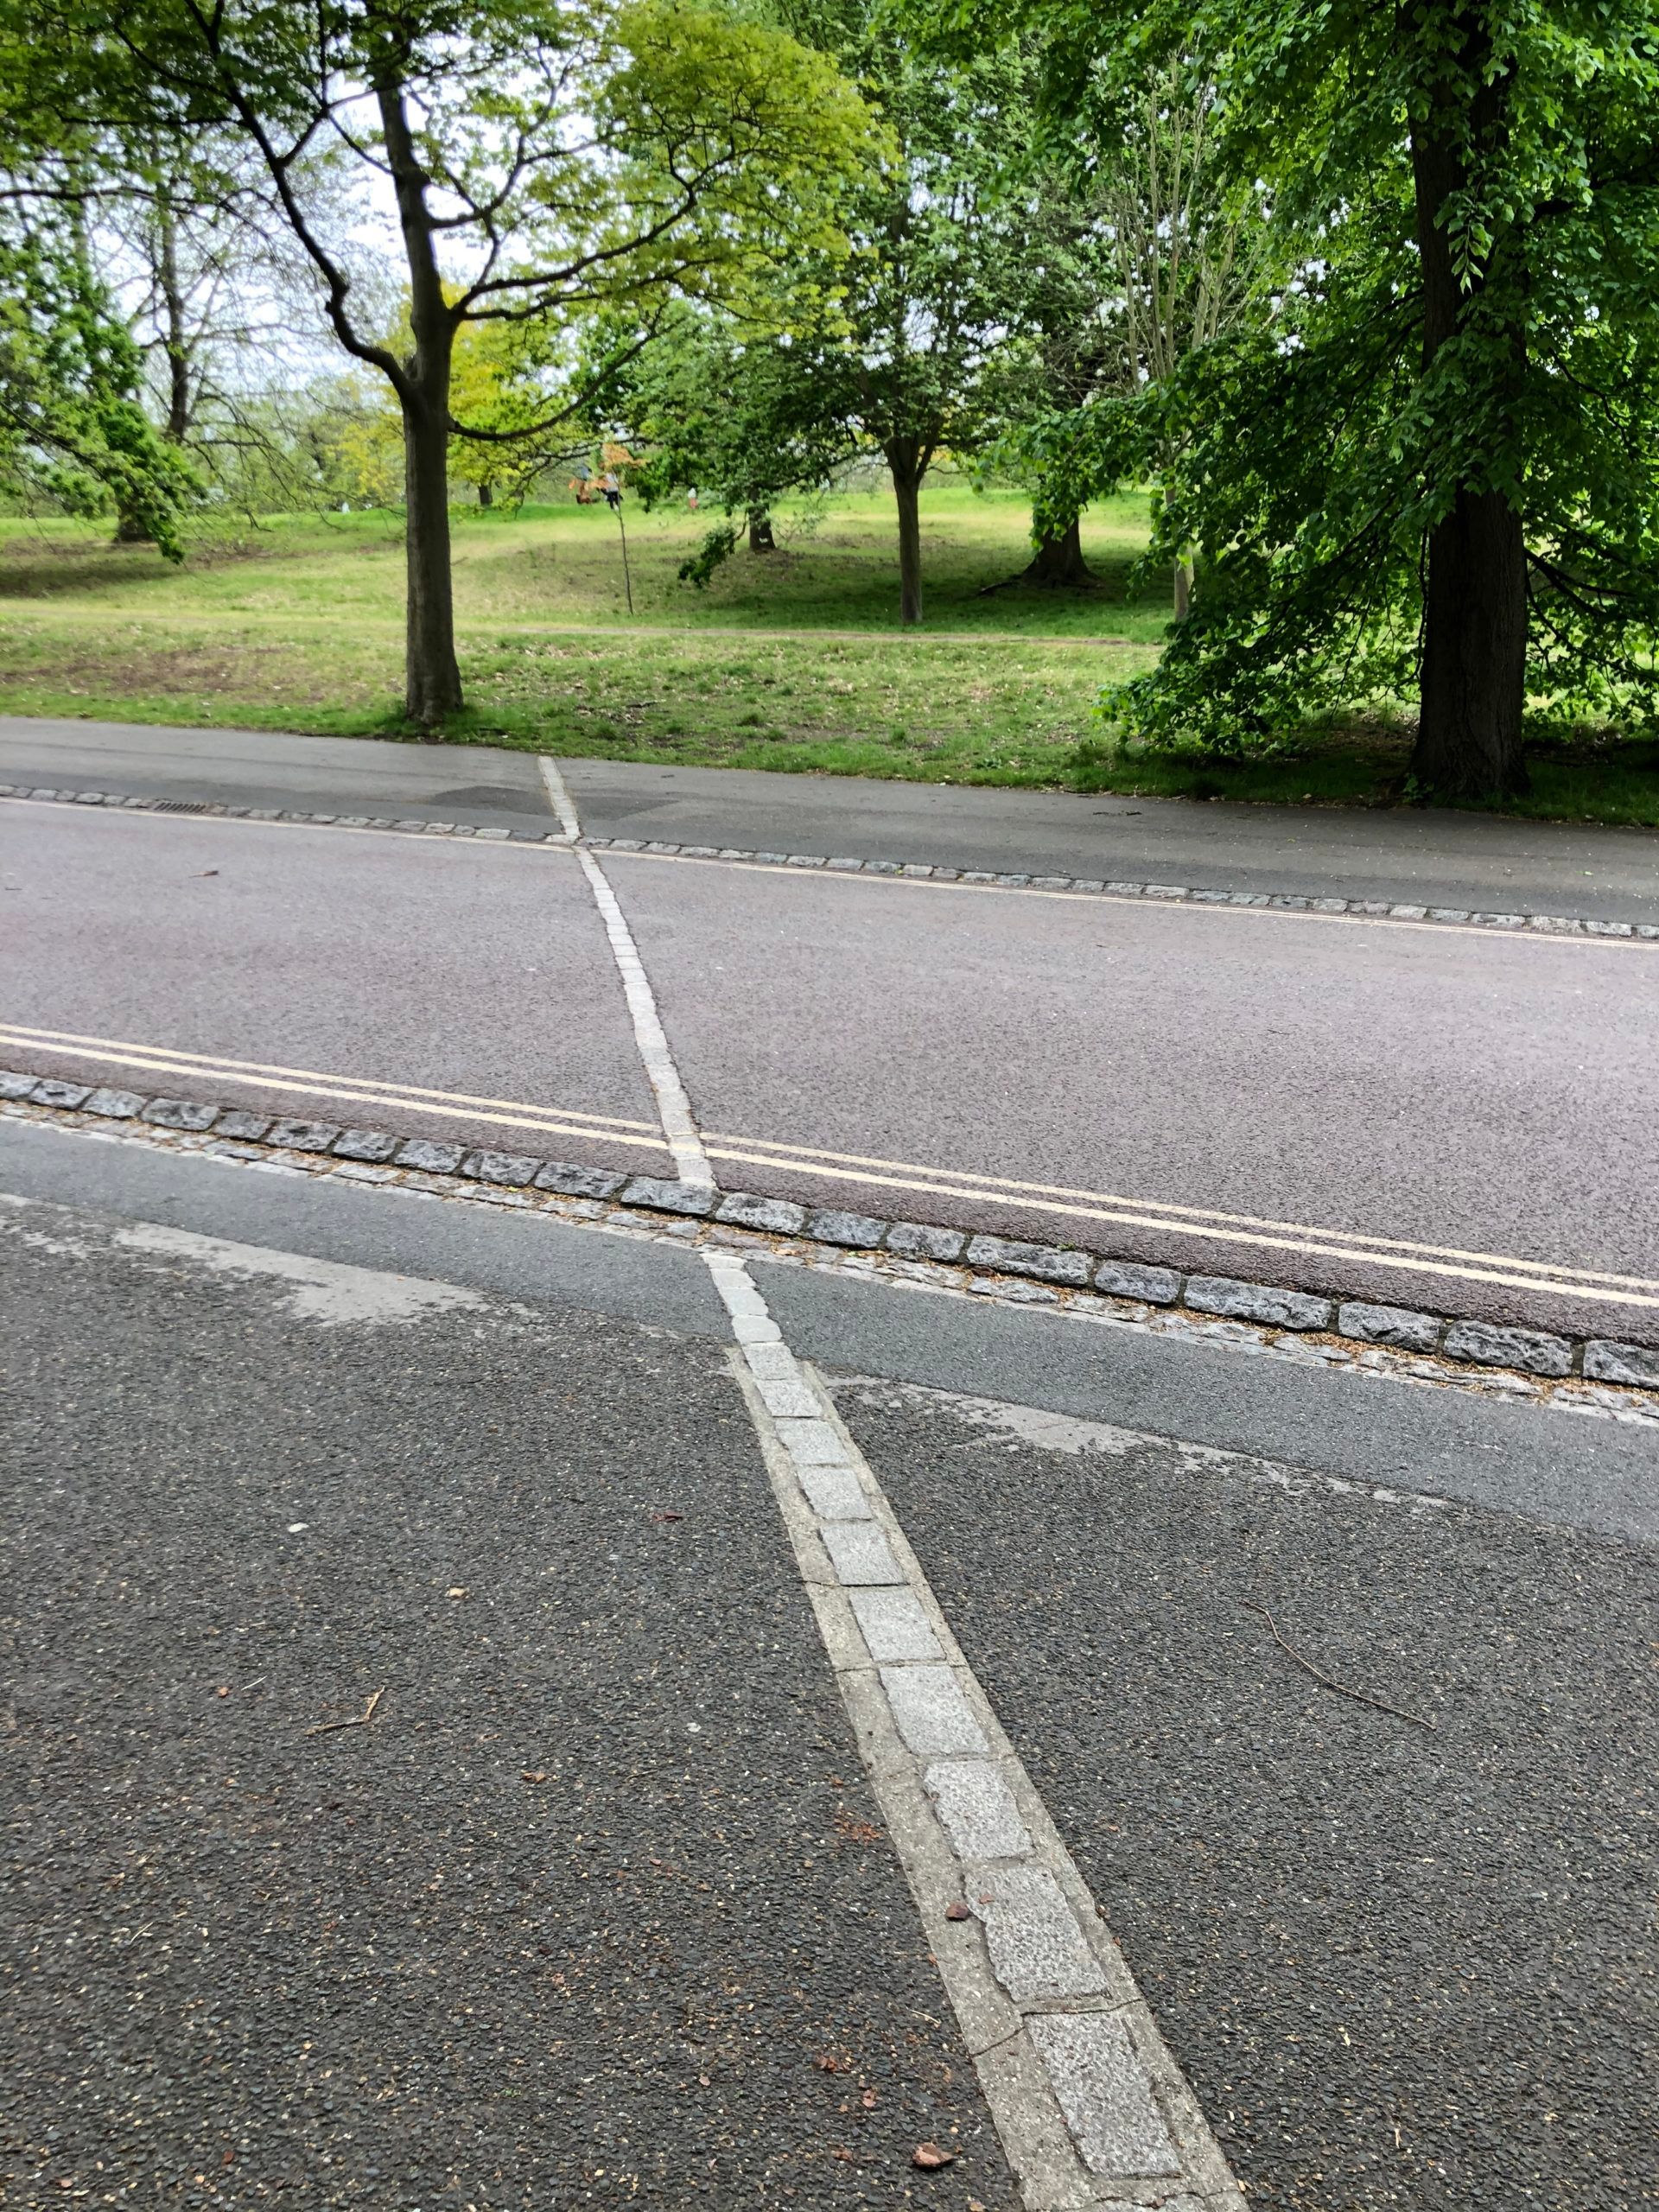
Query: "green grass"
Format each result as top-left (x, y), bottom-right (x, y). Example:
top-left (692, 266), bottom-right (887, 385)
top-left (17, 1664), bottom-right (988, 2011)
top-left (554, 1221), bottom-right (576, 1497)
top-left (3, 481), bottom-right (1658, 823)
top-left (0, 481), bottom-right (1171, 638)
top-left (0, 483), bottom-right (1160, 785)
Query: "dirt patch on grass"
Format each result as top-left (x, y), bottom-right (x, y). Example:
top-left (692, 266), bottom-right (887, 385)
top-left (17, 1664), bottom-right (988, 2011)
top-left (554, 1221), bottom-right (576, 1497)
top-left (0, 638), bottom-right (392, 709)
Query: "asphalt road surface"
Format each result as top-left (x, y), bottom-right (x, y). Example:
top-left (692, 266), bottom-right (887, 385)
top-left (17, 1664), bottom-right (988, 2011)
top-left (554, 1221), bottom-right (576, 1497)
top-left (2, 714), bottom-right (1656, 2207)
top-left (3, 721), bottom-right (1656, 1339)
top-left (5, 714), bottom-right (1658, 919)
top-left (2, 1116), bottom-right (1654, 2210)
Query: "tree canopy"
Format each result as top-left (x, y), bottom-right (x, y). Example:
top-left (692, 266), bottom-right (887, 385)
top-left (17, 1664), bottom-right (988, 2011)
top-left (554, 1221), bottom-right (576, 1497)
top-left (918, 0), bottom-right (1659, 793)
top-left (7, 0), bottom-right (878, 720)
top-left (0, 206), bottom-right (199, 556)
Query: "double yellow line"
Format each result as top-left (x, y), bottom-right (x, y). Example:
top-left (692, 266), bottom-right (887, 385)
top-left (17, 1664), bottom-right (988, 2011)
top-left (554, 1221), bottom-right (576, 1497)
top-left (3, 1019), bottom-right (1654, 1310)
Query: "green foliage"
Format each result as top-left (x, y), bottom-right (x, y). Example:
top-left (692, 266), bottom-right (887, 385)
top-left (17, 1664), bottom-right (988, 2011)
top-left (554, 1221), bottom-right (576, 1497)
top-left (677, 522), bottom-right (738, 587)
top-left (0, 221), bottom-right (198, 556)
top-left (607, 299), bottom-right (860, 550)
top-left (613, 7), bottom-right (1050, 615)
top-left (917, 0), bottom-right (1659, 760)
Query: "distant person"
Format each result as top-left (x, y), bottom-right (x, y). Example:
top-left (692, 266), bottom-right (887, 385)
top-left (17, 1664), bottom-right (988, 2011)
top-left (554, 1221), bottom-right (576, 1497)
top-left (570, 461), bottom-right (594, 505)
top-left (687, 486), bottom-right (699, 511)
top-left (601, 470), bottom-right (622, 511)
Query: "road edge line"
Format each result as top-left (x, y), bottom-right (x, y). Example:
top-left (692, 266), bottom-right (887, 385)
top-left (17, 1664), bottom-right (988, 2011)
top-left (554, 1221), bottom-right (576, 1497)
top-left (5, 787), bottom-right (1655, 945)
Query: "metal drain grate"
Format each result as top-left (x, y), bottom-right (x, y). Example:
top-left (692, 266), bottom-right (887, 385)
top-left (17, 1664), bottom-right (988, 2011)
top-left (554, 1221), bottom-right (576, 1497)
top-left (152, 799), bottom-right (212, 814)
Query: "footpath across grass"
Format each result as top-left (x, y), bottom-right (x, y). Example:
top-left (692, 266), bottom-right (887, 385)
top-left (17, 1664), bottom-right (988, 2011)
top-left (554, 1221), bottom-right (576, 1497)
top-left (3, 482), bottom-right (1657, 824)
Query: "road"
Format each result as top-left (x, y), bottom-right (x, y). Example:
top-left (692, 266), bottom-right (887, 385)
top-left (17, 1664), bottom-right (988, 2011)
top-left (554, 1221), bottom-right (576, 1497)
top-left (3, 719), bottom-right (1656, 1338)
top-left (3, 713), bottom-right (1656, 2210)
top-left (3, 1122), bottom-right (1654, 2211)
top-left (6, 712), bottom-right (1659, 918)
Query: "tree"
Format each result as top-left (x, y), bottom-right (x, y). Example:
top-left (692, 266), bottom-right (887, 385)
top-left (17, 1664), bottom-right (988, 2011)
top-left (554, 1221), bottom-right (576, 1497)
top-left (29, 0), bottom-right (873, 725)
top-left (613, 301), bottom-right (860, 578)
top-left (826, 33), bottom-right (1031, 624)
top-left (347, 293), bottom-right (596, 510)
top-left (1094, 69), bottom-right (1268, 618)
top-left (634, 8), bottom-right (1034, 625)
top-left (924, 0), bottom-right (1659, 796)
top-left (0, 194), bottom-right (198, 555)
top-left (974, 153), bottom-right (1127, 592)
top-left (109, 140), bottom-right (310, 454)
top-left (446, 317), bottom-right (550, 507)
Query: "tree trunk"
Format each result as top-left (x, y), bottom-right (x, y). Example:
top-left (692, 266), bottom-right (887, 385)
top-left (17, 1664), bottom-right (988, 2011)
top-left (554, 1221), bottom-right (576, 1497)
top-left (402, 378), bottom-right (460, 728)
top-left (157, 197), bottom-right (191, 445)
top-left (1405, 17), bottom-right (1529, 797)
top-left (886, 439), bottom-right (927, 626)
top-left (1412, 490), bottom-right (1528, 792)
top-left (379, 75), bottom-right (463, 730)
top-left (747, 507), bottom-right (775, 552)
top-left (1020, 516), bottom-right (1097, 588)
top-left (477, 480), bottom-right (493, 509)
top-left (1160, 483), bottom-right (1192, 619)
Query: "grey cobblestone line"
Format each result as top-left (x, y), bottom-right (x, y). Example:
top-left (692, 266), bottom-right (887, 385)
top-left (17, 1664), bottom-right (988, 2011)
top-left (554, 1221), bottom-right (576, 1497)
top-left (5, 1076), bottom-right (1657, 1414)
top-left (5, 786), bottom-right (1656, 941)
top-left (714, 1250), bottom-right (1243, 2209)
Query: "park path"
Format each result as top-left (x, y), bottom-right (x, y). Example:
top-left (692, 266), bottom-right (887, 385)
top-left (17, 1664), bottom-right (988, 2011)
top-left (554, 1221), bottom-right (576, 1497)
top-left (5, 715), bottom-right (1656, 916)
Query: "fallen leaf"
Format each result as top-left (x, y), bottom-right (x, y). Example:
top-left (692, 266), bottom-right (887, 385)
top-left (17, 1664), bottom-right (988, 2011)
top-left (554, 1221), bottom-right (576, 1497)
top-left (215, 1686), bottom-right (230, 1699)
top-left (651, 1510), bottom-right (684, 1522)
top-left (814, 2052), bottom-right (842, 2074)
top-left (861, 2087), bottom-right (877, 2109)
top-left (830, 2147), bottom-right (853, 2164)
top-left (521, 1770), bottom-right (549, 1784)
top-left (944, 1901), bottom-right (970, 1922)
top-left (912, 2142), bottom-right (957, 2171)
top-left (446, 1587), bottom-right (468, 1599)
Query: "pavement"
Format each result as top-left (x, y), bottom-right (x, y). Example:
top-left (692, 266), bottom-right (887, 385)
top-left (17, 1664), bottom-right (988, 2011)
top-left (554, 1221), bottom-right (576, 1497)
top-left (1, 1128), bottom-right (1653, 2209)
top-left (1, 1196), bottom-right (1011, 2209)
top-left (2, 713), bottom-right (1656, 2209)
top-left (5, 715), bottom-right (1658, 919)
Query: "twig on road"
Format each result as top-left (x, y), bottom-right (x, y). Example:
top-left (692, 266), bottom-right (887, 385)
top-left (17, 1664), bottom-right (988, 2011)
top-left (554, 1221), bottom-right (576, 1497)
top-left (1243, 1605), bottom-right (1437, 1731)
top-left (306, 1685), bottom-right (387, 1738)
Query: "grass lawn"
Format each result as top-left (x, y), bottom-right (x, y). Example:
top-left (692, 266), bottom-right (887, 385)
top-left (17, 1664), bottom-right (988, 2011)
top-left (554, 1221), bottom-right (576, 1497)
top-left (3, 480), bottom-right (1656, 824)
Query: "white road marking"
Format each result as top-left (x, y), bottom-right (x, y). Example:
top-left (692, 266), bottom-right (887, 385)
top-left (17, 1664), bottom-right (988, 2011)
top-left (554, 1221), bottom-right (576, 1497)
top-left (9, 1211), bottom-right (484, 1325)
top-left (3, 1018), bottom-right (1649, 1307)
top-left (0, 1023), bottom-right (660, 1135)
top-left (539, 758), bottom-right (710, 1185)
top-left (540, 760), bottom-right (1244, 2206)
top-left (0, 1031), bottom-right (672, 1161)
top-left (710, 1255), bottom-right (1244, 2209)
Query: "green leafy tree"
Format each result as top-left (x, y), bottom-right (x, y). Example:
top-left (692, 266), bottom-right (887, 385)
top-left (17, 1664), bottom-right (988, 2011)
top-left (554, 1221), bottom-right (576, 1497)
top-left (808, 24), bottom-right (1033, 624)
top-left (0, 207), bottom-right (198, 555)
top-left (24, 0), bottom-right (874, 725)
top-left (925, 0), bottom-right (1659, 796)
top-left (0, 28), bottom-right (202, 550)
top-left (632, 9), bottom-right (1037, 625)
top-left (613, 302), bottom-right (860, 576)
